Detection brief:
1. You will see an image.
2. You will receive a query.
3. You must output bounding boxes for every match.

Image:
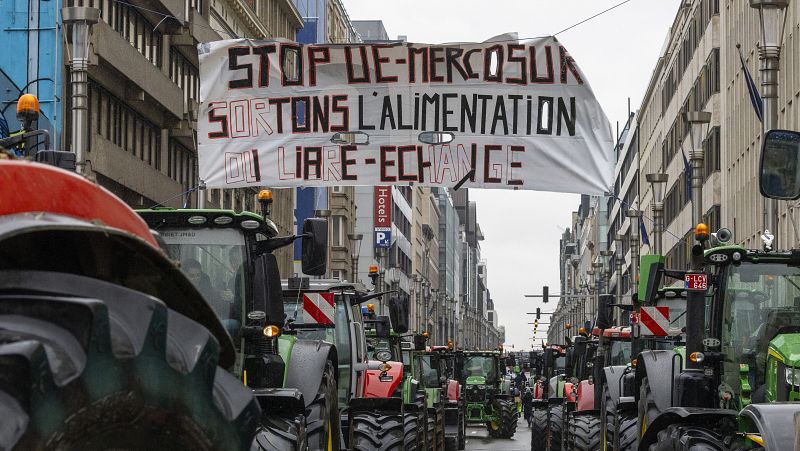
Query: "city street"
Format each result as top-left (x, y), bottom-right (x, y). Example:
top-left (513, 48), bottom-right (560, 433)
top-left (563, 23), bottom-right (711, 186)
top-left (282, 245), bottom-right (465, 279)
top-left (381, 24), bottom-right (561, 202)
top-left (465, 419), bottom-right (530, 451)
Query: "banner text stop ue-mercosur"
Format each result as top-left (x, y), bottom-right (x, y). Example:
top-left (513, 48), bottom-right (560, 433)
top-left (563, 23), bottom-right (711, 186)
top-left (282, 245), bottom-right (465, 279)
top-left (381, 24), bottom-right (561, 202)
top-left (197, 35), bottom-right (614, 195)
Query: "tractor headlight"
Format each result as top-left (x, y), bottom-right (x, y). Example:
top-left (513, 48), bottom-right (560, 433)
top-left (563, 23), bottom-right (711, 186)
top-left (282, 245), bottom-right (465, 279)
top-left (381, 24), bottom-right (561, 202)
top-left (785, 367), bottom-right (800, 387)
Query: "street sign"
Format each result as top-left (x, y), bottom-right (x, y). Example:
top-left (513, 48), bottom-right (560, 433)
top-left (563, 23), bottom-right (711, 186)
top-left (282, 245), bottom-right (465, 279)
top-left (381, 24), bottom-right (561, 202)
top-left (374, 228), bottom-right (391, 248)
top-left (639, 306), bottom-right (669, 337)
top-left (302, 292), bottom-right (335, 325)
top-left (685, 273), bottom-right (708, 291)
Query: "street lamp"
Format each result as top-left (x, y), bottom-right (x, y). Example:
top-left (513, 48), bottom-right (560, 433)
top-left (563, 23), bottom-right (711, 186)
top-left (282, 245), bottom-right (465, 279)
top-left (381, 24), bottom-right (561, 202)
top-left (600, 250), bottom-right (614, 295)
top-left (751, 0), bottom-right (790, 243)
top-left (684, 111), bottom-right (711, 231)
top-left (347, 233), bottom-right (363, 284)
top-left (62, 5), bottom-right (100, 173)
top-left (625, 209), bottom-right (643, 304)
top-left (646, 173), bottom-right (669, 255)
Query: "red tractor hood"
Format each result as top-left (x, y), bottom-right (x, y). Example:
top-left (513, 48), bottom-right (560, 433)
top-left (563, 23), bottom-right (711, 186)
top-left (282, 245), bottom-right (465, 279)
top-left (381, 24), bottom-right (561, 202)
top-left (363, 360), bottom-right (403, 398)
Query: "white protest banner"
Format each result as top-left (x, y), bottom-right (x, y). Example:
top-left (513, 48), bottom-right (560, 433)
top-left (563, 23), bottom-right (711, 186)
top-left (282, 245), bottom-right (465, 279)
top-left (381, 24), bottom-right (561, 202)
top-left (197, 35), bottom-right (614, 194)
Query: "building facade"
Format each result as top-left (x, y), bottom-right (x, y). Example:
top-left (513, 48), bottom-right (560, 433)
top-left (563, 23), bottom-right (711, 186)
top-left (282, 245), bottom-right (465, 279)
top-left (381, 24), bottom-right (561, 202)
top-left (638, 0), bottom-right (722, 274)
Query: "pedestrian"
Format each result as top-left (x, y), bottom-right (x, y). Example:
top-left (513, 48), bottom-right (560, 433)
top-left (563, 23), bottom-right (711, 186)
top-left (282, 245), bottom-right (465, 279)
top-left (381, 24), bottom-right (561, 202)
top-left (522, 387), bottom-right (533, 427)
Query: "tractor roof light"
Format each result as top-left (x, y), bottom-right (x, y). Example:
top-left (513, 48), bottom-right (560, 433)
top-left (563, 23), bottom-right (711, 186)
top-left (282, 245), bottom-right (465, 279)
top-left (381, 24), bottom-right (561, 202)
top-left (631, 358), bottom-right (637, 368)
top-left (16, 93), bottom-right (40, 129)
top-left (565, 323), bottom-right (572, 330)
top-left (695, 223), bottom-right (710, 240)
top-left (689, 352), bottom-right (705, 363)
top-left (369, 265), bottom-right (378, 274)
top-left (258, 189), bottom-right (273, 201)
top-left (367, 303), bottom-right (375, 313)
top-left (17, 94), bottom-right (40, 116)
top-left (263, 325), bottom-right (281, 338)
top-left (578, 327), bottom-right (586, 335)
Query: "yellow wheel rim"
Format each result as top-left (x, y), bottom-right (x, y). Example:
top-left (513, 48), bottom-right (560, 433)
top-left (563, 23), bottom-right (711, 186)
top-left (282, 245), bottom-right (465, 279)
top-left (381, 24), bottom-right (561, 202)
top-left (490, 421), bottom-right (499, 430)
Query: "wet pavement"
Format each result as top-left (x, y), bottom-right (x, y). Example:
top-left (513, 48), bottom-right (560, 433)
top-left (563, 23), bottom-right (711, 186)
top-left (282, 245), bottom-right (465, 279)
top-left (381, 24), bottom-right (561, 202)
top-left (464, 417), bottom-right (529, 450)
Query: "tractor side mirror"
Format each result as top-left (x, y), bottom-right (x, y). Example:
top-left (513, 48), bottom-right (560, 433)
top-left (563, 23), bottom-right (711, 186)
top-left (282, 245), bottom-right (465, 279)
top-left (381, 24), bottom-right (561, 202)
top-left (375, 315), bottom-right (391, 338)
top-left (388, 295), bottom-right (409, 333)
top-left (760, 129), bottom-right (800, 200)
top-left (253, 253), bottom-right (285, 328)
top-left (301, 218), bottom-right (328, 275)
top-left (638, 254), bottom-right (665, 305)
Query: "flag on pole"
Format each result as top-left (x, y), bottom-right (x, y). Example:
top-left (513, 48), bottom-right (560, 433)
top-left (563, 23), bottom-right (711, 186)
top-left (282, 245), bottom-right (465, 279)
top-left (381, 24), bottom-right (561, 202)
top-left (736, 44), bottom-right (763, 123)
top-left (640, 221), bottom-right (650, 247)
top-left (683, 151), bottom-right (692, 200)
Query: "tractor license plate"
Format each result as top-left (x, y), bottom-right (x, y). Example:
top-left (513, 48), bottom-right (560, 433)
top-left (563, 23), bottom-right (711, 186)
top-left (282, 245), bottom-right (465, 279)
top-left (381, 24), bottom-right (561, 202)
top-left (379, 375), bottom-right (394, 382)
top-left (685, 273), bottom-right (707, 291)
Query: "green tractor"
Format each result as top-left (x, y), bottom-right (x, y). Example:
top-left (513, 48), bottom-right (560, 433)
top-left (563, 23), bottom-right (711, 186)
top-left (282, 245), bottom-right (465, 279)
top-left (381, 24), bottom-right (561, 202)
top-left (460, 351), bottom-right (518, 438)
top-left (630, 130), bottom-right (800, 450)
top-left (137, 202), bottom-right (340, 450)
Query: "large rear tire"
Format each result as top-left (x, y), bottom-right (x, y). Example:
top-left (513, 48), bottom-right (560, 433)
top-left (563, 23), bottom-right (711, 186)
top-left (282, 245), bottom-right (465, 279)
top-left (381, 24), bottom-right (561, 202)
top-left (305, 361), bottom-right (340, 451)
top-left (350, 411), bottom-right (405, 451)
top-left (531, 407), bottom-right (548, 451)
top-left (638, 377), bottom-right (660, 441)
top-left (258, 415), bottom-right (307, 451)
top-left (569, 414), bottom-right (601, 451)
top-left (403, 411), bottom-right (419, 451)
top-left (487, 398), bottom-right (517, 439)
top-left (648, 424), bottom-right (726, 451)
top-left (435, 405), bottom-right (446, 450)
top-left (457, 405), bottom-right (466, 450)
top-left (547, 405), bottom-right (563, 451)
top-left (0, 281), bottom-right (261, 451)
top-left (426, 408), bottom-right (436, 451)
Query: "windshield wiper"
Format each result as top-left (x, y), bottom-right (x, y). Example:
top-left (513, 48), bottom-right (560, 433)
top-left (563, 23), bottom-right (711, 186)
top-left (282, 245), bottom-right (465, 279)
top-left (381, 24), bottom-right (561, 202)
top-left (670, 310), bottom-right (687, 325)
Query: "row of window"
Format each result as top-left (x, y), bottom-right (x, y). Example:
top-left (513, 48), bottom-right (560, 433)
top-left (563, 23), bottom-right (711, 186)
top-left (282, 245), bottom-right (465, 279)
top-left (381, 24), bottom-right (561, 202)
top-left (661, 0), bottom-right (719, 112)
top-left (169, 48), bottom-right (201, 107)
top-left (88, 81), bottom-right (162, 169)
top-left (662, 126), bottom-right (721, 229)
top-left (67, 0), bottom-right (165, 68)
top-left (168, 139), bottom-right (197, 191)
top-left (662, 49), bottom-right (721, 168)
top-left (389, 243), bottom-right (412, 276)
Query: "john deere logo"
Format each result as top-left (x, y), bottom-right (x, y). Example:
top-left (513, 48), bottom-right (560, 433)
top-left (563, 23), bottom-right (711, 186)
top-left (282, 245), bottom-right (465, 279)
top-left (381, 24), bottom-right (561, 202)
top-left (709, 254), bottom-right (728, 262)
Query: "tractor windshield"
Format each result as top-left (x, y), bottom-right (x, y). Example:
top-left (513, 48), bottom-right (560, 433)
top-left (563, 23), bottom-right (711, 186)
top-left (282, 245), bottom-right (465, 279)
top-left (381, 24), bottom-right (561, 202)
top-left (160, 228), bottom-right (246, 341)
top-left (609, 341), bottom-right (632, 366)
top-left (421, 355), bottom-right (440, 387)
top-left (721, 262), bottom-right (800, 402)
top-left (464, 356), bottom-right (498, 383)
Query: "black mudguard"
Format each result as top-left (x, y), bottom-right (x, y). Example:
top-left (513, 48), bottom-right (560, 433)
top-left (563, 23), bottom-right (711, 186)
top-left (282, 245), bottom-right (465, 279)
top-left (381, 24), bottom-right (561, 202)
top-left (285, 339), bottom-right (337, 408)
top-left (635, 350), bottom-right (679, 413)
top-left (601, 365), bottom-right (629, 412)
top-left (638, 407), bottom-right (737, 450)
top-left (253, 387), bottom-right (306, 418)
top-left (740, 403), bottom-right (800, 451)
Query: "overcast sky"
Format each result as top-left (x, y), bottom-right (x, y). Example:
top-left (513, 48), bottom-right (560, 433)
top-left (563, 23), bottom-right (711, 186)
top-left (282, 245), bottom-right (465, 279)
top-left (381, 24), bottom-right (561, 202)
top-left (344, 0), bottom-right (682, 350)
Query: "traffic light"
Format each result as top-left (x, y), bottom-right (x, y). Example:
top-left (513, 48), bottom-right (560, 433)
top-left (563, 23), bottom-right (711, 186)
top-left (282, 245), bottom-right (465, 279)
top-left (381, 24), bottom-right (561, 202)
top-left (534, 320), bottom-right (539, 328)
top-left (543, 286), bottom-right (549, 303)
top-left (536, 307), bottom-right (541, 320)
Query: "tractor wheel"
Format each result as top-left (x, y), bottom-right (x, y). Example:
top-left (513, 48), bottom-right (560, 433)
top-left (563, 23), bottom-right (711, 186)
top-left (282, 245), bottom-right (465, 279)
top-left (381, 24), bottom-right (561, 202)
top-left (426, 408), bottom-right (436, 451)
top-left (257, 415), bottom-right (307, 451)
top-left (531, 407), bottom-right (548, 451)
top-left (350, 411), bottom-right (404, 451)
top-left (638, 377), bottom-right (661, 441)
top-left (305, 361), bottom-right (340, 451)
top-left (569, 414), bottom-right (601, 451)
top-left (457, 406), bottom-right (466, 450)
top-left (403, 411), bottom-right (418, 451)
top-left (617, 413), bottom-right (638, 451)
top-left (413, 391), bottom-right (427, 449)
top-left (547, 405), bottom-right (563, 451)
top-left (445, 435), bottom-right (457, 451)
top-left (436, 405), bottom-right (446, 450)
top-left (603, 385), bottom-right (638, 451)
top-left (487, 398), bottom-right (517, 439)
top-left (648, 424), bottom-right (726, 451)
top-left (0, 287), bottom-right (261, 451)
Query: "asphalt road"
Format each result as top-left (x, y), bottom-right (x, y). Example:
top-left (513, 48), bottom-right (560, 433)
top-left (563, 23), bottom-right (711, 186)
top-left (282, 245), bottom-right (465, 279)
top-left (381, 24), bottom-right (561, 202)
top-left (464, 417), bottom-right (530, 450)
